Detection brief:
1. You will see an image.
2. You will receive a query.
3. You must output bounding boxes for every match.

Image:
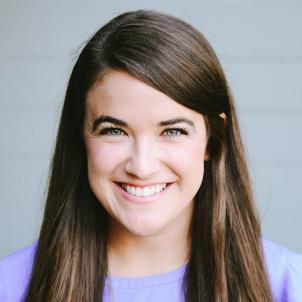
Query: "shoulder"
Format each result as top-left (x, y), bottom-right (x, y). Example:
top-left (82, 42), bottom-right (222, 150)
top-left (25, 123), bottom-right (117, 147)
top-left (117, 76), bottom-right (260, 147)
top-left (262, 238), bottom-right (302, 301)
top-left (0, 242), bottom-right (37, 301)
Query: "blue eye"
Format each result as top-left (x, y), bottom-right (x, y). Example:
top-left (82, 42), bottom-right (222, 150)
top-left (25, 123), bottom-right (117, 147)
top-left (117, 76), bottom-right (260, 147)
top-left (163, 127), bottom-right (189, 137)
top-left (99, 126), bottom-right (189, 137)
top-left (99, 127), bottom-right (125, 136)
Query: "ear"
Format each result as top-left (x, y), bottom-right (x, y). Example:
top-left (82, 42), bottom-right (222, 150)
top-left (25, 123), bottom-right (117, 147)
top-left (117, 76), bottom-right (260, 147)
top-left (219, 112), bottom-right (227, 127)
top-left (204, 113), bottom-right (226, 161)
top-left (204, 150), bottom-right (210, 161)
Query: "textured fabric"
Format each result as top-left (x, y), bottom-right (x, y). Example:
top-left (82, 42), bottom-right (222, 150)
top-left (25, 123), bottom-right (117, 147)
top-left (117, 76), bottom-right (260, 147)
top-left (0, 238), bottom-right (301, 301)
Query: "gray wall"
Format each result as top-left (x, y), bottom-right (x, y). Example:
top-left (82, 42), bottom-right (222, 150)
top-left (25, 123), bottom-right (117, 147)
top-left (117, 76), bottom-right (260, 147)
top-left (1, 0), bottom-right (301, 258)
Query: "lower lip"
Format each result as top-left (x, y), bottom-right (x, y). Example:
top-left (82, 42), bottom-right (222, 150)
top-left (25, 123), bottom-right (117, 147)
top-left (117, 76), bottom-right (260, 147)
top-left (114, 182), bottom-right (173, 203)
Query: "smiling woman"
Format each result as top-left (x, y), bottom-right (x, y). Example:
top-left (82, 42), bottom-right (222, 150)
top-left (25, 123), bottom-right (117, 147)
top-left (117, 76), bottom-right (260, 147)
top-left (84, 71), bottom-right (207, 244)
top-left (0, 9), bottom-right (302, 302)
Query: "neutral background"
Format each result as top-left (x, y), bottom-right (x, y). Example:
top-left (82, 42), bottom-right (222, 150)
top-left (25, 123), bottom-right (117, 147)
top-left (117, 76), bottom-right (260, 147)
top-left (0, 0), bottom-right (301, 258)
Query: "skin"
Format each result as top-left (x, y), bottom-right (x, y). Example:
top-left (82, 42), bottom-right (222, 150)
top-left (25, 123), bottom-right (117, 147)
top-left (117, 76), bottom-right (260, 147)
top-left (84, 70), bottom-right (208, 277)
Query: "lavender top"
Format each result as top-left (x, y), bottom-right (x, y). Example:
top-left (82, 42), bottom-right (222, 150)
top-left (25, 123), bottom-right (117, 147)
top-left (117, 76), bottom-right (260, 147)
top-left (0, 238), bottom-right (301, 301)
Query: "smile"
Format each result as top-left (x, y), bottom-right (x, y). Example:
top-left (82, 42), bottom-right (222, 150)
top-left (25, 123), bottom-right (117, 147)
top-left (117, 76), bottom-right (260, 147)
top-left (120, 183), bottom-right (167, 197)
top-left (114, 182), bottom-right (173, 203)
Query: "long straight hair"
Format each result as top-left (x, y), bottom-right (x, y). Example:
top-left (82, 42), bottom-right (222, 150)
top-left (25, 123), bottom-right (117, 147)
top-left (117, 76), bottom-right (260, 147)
top-left (25, 10), bottom-right (272, 301)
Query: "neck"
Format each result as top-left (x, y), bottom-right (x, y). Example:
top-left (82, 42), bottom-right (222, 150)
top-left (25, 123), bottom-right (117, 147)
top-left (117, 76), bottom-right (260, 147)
top-left (107, 213), bottom-right (191, 277)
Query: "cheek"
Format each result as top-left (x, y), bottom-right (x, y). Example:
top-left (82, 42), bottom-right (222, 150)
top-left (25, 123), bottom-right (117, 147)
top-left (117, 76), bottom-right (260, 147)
top-left (164, 141), bottom-right (206, 203)
top-left (85, 140), bottom-right (125, 177)
top-left (165, 140), bottom-right (206, 177)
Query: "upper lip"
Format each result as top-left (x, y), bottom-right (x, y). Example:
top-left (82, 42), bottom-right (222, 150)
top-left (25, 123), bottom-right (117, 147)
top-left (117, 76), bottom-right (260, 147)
top-left (115, 181), bottom-right (172, 188)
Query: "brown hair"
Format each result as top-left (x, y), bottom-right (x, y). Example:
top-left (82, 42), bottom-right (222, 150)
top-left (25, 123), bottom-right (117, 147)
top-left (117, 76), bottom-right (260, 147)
top-left (25, 10), bottom-right (272, 301)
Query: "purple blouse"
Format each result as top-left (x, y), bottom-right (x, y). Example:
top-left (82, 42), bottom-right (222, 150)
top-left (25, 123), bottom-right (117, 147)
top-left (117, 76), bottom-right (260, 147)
top-left (0, 238), bottom-right (301, 301)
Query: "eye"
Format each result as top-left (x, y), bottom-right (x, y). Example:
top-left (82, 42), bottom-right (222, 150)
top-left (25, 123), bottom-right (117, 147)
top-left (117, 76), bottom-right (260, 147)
top-left (99, 126), bottom-right (126, 136)
top-left (163, 127), bottom-right (189, 138)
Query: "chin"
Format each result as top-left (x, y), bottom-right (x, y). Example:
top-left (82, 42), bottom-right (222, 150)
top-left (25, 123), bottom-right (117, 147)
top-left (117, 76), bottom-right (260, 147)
top-left (126, 220), bottom-right (165, 237)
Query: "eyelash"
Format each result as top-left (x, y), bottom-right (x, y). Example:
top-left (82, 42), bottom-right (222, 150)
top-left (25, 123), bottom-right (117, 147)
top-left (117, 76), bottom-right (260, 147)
top-left (99, 126), bottom-right (189, 138)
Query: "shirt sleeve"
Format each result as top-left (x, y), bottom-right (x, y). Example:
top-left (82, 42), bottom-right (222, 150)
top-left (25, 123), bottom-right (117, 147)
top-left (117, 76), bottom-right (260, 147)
top-left (0, 242), bottom-right (37, 302)
top-left (283, 249), bottom-right (302, 302)
top-left (0, 268), bottom-right (8, 301)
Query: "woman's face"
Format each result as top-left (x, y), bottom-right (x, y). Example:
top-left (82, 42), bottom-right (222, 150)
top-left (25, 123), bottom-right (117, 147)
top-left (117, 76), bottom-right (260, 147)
top-left (84, 70), bottom-right (208, 238)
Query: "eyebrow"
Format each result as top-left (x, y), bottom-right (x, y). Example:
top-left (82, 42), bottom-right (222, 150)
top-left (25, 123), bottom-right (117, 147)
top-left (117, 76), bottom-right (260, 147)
top-left (92, 115), bottom-right (195, 132)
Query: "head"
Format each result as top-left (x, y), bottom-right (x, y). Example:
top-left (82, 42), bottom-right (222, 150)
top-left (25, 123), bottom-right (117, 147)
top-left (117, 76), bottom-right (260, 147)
top-left (84, 70), bottom-right (208, 239)
top-left (61, 10), bottom-right (230, 236)
top-left (26, 10), bottom-right (272, 302)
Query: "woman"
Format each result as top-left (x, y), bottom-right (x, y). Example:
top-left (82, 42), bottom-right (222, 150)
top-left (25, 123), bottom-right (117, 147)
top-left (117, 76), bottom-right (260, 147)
top-left (0, 10), bottom-right (301, 302)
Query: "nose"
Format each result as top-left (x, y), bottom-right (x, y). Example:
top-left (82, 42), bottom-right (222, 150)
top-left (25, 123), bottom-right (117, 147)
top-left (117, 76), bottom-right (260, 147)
top-left (125, 136), bottom-right (161, 179)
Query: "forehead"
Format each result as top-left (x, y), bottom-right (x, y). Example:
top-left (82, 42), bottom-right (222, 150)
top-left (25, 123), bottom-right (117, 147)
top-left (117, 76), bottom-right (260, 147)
top-left (86, 70), bottom-right (203, 126)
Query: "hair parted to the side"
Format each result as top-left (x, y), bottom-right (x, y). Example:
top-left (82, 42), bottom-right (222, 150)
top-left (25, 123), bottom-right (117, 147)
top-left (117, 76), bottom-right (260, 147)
top-left (24, 10), bottom-right (272, 301)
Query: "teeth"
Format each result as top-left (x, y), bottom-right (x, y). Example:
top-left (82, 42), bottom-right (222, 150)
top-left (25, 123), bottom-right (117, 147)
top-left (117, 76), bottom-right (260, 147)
top-left (121, 183), bottom-right (167, 197)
